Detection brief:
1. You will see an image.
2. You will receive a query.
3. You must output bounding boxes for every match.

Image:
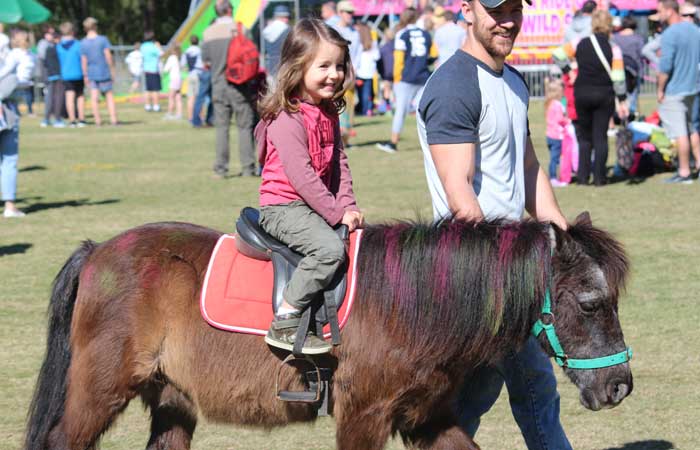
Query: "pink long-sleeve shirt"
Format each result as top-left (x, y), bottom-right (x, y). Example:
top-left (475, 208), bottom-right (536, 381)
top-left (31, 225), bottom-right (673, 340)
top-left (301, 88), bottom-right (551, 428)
top-left (256, 101), bottom-right (359, 226)
top-left (545, 100), bottom-right (568, 140)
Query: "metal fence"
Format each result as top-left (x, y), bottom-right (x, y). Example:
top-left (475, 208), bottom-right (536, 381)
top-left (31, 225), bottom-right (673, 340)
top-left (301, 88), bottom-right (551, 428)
top-left (111, 45), bottom-right (137, 95)
top-left (514, 63), bottom-right (658, 99)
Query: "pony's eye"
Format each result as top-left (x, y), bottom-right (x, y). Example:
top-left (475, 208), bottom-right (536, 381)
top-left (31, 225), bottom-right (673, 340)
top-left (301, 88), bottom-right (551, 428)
top-left (579, 301), bottom-right (599, 314)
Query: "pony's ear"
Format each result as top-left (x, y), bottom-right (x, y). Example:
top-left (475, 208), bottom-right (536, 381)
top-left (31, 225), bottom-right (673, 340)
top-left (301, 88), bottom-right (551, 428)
top-left (575, 211), bottom-right (592, 226)
top-left (548, 223), bottom-right (568, 252)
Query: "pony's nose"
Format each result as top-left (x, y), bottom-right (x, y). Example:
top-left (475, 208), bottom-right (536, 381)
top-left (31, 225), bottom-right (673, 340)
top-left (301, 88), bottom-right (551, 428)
top-left (607, 380), bottom-right (631, 404)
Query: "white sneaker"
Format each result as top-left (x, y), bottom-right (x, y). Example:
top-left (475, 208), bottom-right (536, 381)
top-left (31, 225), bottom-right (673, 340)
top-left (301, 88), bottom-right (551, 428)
top-left (550, 178), bottom-right (568, 187)
top-left (144, 104), bottom-right (152, 112)
top-left (153, 104), bottom-right (161, 112)
top-left (3, 208), bottom-right (26, 218)
top-left (607, 129), bottom-right (617, 137)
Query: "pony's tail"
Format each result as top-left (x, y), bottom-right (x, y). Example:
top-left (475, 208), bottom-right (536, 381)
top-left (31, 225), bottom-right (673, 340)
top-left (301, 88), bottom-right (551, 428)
top-left (24, 240), bottom-right (97, 450)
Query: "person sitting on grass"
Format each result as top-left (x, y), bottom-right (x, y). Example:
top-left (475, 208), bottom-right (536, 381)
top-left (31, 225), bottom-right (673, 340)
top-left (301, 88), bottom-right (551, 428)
top-left (255, 18), bottom-right (364, 354)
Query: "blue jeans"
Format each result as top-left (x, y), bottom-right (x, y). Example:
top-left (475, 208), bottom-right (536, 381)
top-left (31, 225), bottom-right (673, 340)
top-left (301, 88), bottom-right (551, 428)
top-left (1, 125), bottom-right (19, 201)
top-left (455, 336), bottom-right (572, 450)
top-left (546, 137), bottom-right (562, 180)
top-left (358, 78), bottom-right (374, 115)
top-left (192, 70), bottom-right (213, 127)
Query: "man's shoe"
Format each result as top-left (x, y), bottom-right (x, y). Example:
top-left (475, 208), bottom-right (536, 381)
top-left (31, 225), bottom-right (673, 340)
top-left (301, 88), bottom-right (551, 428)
top-left (265, 312), bottom-right (332, 354)
top-left (376, 142), bottom-right (397, 154)
top-left (664, 173), bottom-right (693, 184)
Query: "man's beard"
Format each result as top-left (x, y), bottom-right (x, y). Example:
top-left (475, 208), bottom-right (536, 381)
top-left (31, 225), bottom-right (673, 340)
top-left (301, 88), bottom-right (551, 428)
top-left (473, 23), bottom-right (520, 59)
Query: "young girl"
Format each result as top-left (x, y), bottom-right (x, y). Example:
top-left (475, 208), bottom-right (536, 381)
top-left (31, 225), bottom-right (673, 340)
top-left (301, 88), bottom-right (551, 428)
top-left (544, 78), bottom-right (569, 187)
top-left (255, 18), bottom-right (363, 354)
top-left (162, 45), bottom-right (183, 120)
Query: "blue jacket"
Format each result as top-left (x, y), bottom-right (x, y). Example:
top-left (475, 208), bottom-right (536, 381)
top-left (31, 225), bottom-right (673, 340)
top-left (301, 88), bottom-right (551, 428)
top-left (56, 38), bottom-right (83, 81)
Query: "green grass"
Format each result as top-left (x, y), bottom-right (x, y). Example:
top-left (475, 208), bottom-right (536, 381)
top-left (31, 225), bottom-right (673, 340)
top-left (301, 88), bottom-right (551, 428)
top-left (1, 99), bottom-right (698, 450)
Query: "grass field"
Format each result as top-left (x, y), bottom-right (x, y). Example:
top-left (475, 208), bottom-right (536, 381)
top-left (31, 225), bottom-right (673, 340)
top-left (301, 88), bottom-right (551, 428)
top-left (1, 99), bottom-right (699, 450)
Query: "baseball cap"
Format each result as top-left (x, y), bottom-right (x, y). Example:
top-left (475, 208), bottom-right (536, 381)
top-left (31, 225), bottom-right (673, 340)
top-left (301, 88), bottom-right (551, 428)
top-left (273, 5), bottom-right (290, 17)
top-left (478, 0), bottom-right (532, 7)
top-left (680, 3), bottom-right (697, 16)
top-left (337, 1), bottom-right (355, 13)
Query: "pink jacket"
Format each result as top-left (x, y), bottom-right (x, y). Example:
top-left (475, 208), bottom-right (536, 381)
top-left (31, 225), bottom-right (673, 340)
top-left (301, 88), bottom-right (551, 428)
top-left (546, 100), bottom-right (568, 140)
top-left (256, 102), bottom-right (359, 226)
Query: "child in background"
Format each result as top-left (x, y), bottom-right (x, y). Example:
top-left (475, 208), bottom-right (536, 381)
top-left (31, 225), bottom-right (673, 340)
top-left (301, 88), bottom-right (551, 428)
top-left (141, 31), bottom-right (163, 112)
top-left (545, 78), bottom-right (569, 187)
top-left (255, 18), bottom-right (363, 354)
top-left (125, 42), bottom-right (143, 93)
top-left (0, 31), bottom-right (35, 130)
top-left (162, 46), bottom-right (183, 120)
top-left (354, 22), bottom-right (379, 116)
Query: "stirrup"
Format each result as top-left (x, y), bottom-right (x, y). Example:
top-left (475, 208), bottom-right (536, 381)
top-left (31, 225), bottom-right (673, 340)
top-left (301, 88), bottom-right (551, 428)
top-left (275, 354), bottom-right (323, 403)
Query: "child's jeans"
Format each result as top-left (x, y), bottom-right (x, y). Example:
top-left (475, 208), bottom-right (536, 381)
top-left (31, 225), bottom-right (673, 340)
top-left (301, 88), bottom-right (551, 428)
top-left (1, 125), bottom-right (19, 202)
top-left (546, 137), bottom-right (562, 180)
top-left (259, 201), bottom-right (346, 311)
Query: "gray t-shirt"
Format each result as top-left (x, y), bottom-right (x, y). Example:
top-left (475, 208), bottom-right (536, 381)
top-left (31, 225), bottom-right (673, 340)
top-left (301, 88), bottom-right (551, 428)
top-left (434, 22), bottom-right (466, 67)
top-left (417, 50), bottom-right (530, 221)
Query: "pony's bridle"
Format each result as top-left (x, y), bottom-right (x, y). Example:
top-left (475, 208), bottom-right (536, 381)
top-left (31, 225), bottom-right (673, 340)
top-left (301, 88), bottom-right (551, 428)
top-left (532, 288), bottom-right (633, 370)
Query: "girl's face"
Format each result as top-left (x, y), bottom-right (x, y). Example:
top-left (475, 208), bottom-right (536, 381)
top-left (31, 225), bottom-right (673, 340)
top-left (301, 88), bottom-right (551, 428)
top-left (301, 39), bottom-right (345, 105)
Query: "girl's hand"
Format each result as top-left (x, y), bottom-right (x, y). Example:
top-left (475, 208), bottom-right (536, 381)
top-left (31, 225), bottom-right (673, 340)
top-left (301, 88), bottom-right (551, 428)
top-left (341, 210), bottom-right (363, 232)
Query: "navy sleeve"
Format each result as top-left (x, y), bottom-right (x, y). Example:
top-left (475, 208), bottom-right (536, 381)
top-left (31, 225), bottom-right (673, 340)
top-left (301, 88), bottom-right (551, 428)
top-left (418, 62), bottom-right (481, 145)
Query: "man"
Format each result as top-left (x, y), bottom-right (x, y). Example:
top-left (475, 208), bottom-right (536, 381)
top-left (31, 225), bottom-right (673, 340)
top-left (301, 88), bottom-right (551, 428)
top-left (563, 0), bottom-right (596, 43)
top-left (377, 7), bottom-right (437, 153)
top-left (417, 1), bottom-right (571, 449)
top-left (201, 0), bottom-right (258, 178)
top-left (433, 7), bottom-right (467, 68)
top-left (56, 22), bottom-right (86, 128)
top-left (321, 1), bottom-right (341, 28)
top-left (81, 17), bottom-right (118, 126)
top-left (332, 1), bottom-right (362, 145)
top-left (656, 0), bottom-right (700, 183)
top-left (263, 4), bottom-right (291, 81)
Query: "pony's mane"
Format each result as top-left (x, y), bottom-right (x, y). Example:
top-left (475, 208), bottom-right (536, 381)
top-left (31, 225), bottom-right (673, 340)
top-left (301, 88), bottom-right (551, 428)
top-left (356, 219), bottom-right (552, 364)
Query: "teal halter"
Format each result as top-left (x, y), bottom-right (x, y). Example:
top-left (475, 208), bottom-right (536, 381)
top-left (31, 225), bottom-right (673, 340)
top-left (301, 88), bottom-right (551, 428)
top-left (532, 288), bottom-right (633, 370)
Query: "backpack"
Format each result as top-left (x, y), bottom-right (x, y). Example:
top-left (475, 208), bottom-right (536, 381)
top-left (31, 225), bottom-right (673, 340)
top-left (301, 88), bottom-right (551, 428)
top-left (226, 22), bottom-right (259, 85)
top-left (616, 122), bottom-right (634, 171)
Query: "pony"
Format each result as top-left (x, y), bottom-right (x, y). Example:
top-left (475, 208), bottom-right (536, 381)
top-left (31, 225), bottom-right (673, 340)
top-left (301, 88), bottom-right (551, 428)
top-left (25, 212), bottom-right (632, 450)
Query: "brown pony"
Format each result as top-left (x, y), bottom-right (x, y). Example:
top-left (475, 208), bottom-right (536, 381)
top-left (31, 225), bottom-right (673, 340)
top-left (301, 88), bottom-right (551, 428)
top-left (25, 213), bottom-right (632, 450)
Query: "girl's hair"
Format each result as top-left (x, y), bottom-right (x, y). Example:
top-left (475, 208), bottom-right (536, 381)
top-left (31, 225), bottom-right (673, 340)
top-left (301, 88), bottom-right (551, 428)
top-left (356, 22), bottom-right (373, 51)
top-left (11, 30), bottom-right (30, 50)
top-left (591, 10), bottom-right (613, 35)
top-left (544, 78), bottom-right (564, 112)
top-left (258, 18), bottom-right (354, 121)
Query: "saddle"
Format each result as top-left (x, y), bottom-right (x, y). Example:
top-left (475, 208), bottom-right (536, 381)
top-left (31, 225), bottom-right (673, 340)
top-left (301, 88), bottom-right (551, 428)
top-left (235, 207), bottom-right (349, 330)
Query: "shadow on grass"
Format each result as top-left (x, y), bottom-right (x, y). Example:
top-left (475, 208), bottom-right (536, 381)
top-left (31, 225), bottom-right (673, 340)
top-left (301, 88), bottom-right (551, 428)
top-left (0, 243), bottom-right (32, 257)
top-left (19, 165), bottom-right (47, 172)
top-left (24, 198), bottom-right (120, 214)
top-left (353, 119), bottom-right (388, 128)
top-left (350, 139), bottom-right (387, 148)
top-left (604, 439), bottom-right (675, 450)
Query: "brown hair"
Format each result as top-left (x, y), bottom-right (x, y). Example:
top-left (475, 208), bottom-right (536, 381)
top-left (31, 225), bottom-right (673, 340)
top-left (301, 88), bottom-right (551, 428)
top-left (356, 22), bottom-right (373, 51)
top-left (59, 21), bottom-right (74, 36)
top-left (258, 18), bottom-right (354, 121)
top-left (83, 17), bottom-right (98, 32)
top-left (11, 30), bottom-right (30, 50)
top-left (544, 78), bottom-right (564, 113)
top-left (591, 10), bottom-right (613, 35)
top-left (659, 0), bottom-right (680, 13)
top-left (397, 7), bottom-right (419, 31)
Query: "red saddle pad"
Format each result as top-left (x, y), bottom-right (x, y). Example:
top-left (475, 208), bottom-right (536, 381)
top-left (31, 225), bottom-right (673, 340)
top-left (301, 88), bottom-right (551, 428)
top-left (200, 230), bottom-right (362, 337)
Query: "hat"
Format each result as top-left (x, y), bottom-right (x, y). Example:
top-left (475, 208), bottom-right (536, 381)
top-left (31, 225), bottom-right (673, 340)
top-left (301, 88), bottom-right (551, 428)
top-left (337, 1), bottom-right (355, 13)
top-left (273, 5), bottom-right (291, 17)
top-left (478, 0), bottom-right (532, 7)
top-left (434, 5), bottom-right (446, 17)
top-left (680, 3), bottom-right (697, 16)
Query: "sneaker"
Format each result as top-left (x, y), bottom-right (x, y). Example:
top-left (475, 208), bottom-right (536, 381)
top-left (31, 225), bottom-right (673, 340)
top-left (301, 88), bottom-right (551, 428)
top-left (153, 104), bottom-right (161, 112)
top-left (77, 121), bottom-right (87, 128)
top-left (664, 173), bottom-right (693, 184)
top-left (52, 120), bottom-right (66, 128)
top-left (3, 208), bottom-right (26, 218)
top-left (40, 120), bottom-right (48, 128)
top-left (376, 142), bottom-right (398, 154)
top-left (550, 178), bottom-right (568, 187)
top-left (265, 312), bottom-right (332, 354)
top-left (607, 128), bottom-right (617, 137)
top-left (69, 121), bottom-right (78, 128)
top-left (144, 104), bottom-right (152, 112)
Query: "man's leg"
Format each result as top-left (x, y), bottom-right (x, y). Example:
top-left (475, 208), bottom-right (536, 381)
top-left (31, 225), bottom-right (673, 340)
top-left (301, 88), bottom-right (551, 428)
top-left (90, 87), bottom-right (102, 125)
top-left (43, 80), bottom-right (54, 124)
top-left (453, 366), bottom-right (506, 437)
top-left (500, 337), bottom-right (572, 450)
top-left (659, 95), bottom-right (691, 178)
top-left (230, 85), bottom-right (257, 176)
top-left (192, 71), bottom-right (210, 127)
top-left (212, 85), bottom-right (233, 177)
top-left (105, 89), bottom-right (117, 124)
top-left (76, 93), bottom-right (85, 121)
top-left (65, 89), bottom-right (76, 123)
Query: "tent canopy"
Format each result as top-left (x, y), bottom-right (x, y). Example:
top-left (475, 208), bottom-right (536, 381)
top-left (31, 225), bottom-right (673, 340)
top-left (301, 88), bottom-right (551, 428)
top-left (0, 0), bottom-right (51, 24)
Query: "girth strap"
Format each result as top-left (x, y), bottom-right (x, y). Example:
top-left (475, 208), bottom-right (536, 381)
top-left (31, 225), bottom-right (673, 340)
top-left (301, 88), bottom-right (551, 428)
top-left (324, 289), bottom-right (341, 346)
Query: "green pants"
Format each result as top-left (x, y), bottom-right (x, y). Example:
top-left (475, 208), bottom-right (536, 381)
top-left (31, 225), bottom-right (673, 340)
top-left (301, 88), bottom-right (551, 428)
top-left (259, 201), bottom-right (346, 310)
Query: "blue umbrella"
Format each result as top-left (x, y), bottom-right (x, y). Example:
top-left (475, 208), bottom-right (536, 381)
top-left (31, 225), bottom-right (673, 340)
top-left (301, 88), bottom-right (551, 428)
top-left (0, 0), bottom-right (52, 24)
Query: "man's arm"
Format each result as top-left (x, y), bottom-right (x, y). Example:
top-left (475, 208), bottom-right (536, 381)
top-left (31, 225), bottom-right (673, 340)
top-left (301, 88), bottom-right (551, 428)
top-left (657, 72), bottom-right (669, 104)
top-left (523, 137), bottom-right (567, 229)
top-left (104, 47), bottom-right (115, 80)
top-left (429, 142), bottom-right (484, 221)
